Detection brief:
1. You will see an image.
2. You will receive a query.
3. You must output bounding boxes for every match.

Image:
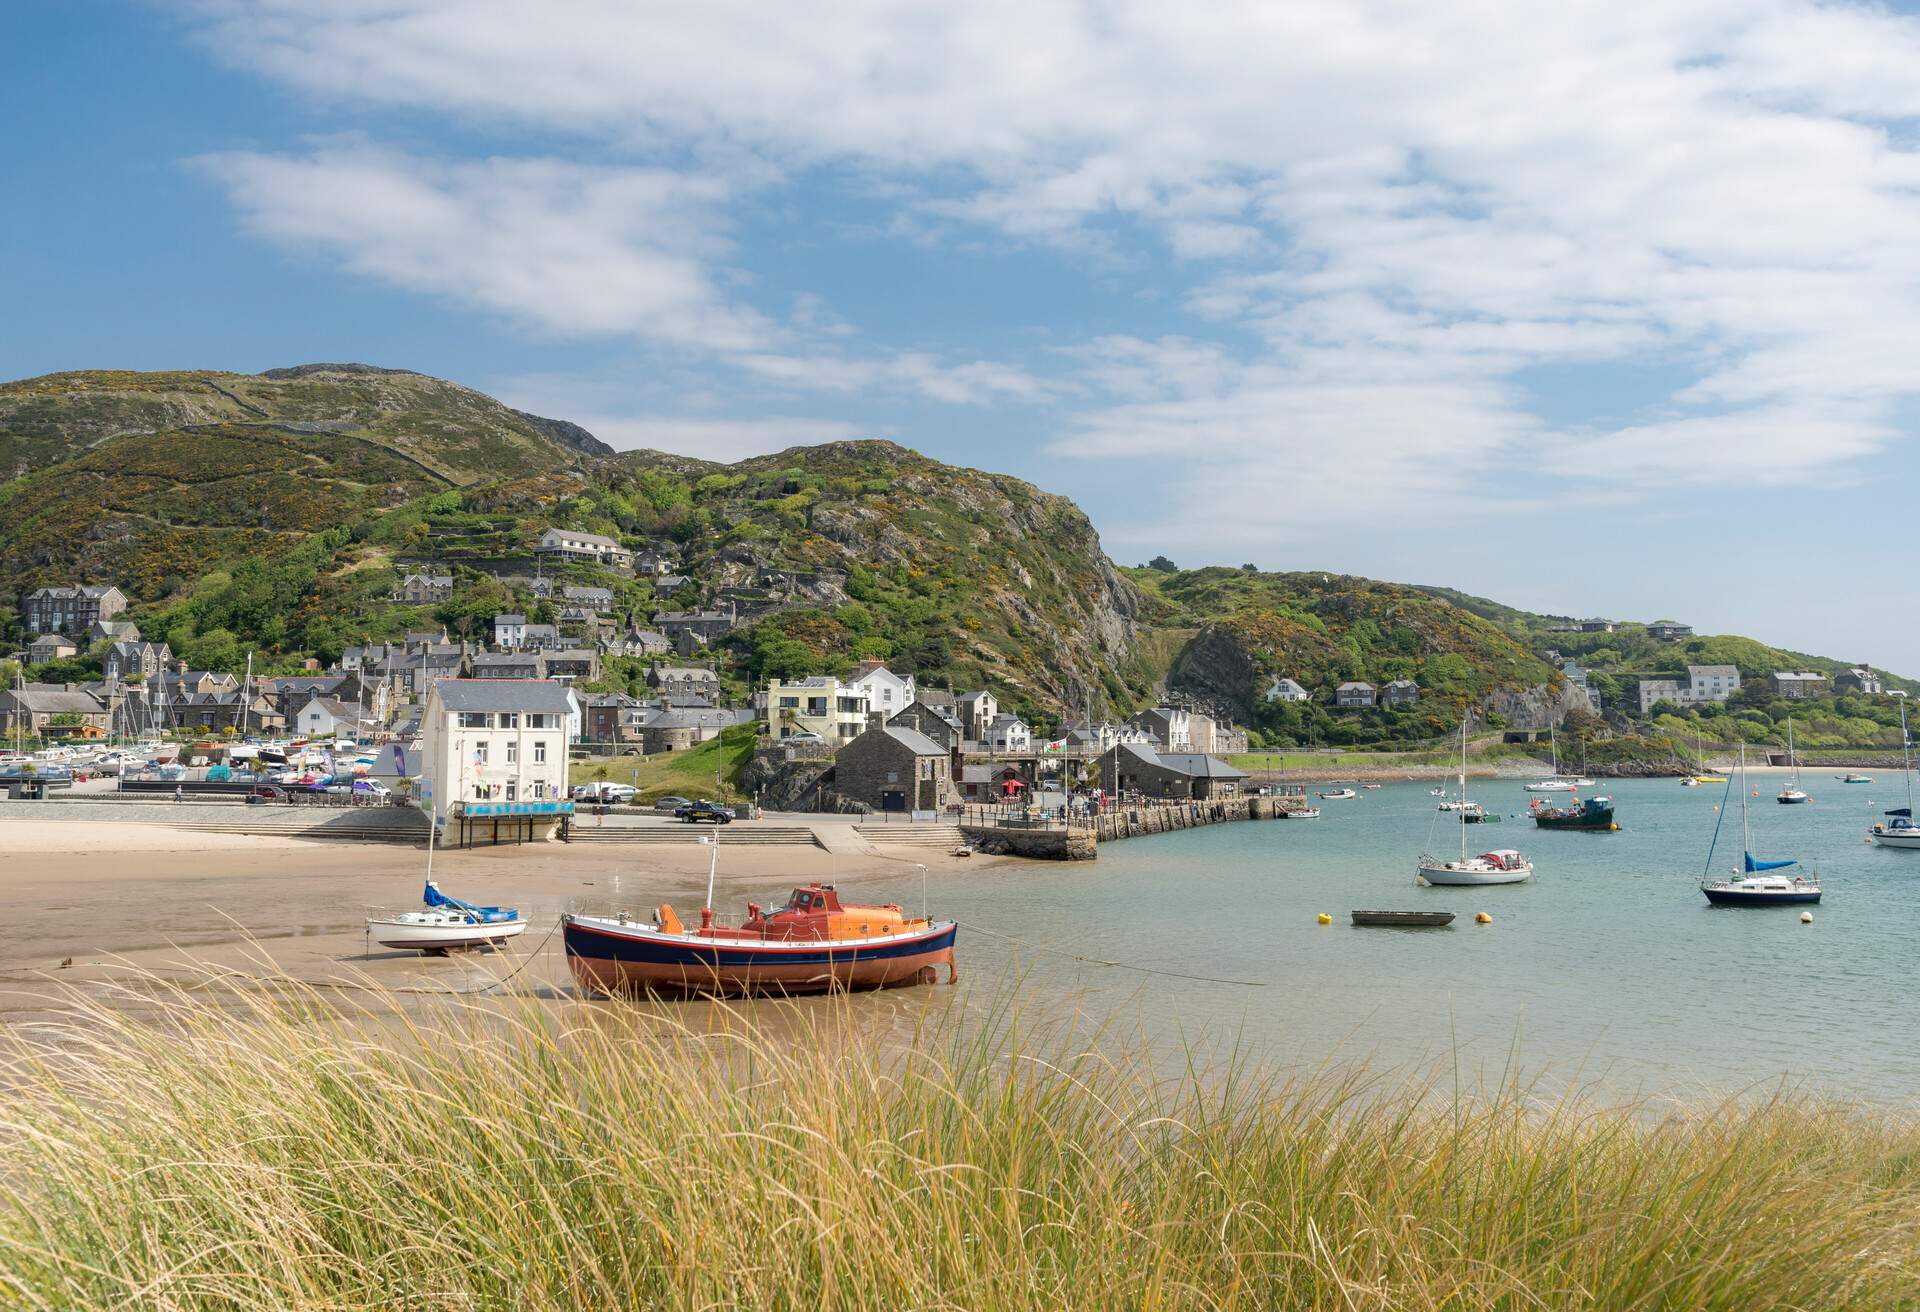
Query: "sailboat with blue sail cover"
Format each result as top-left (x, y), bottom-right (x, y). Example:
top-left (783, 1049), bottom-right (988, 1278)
top-left (1701, 746), bottom-right (1820, 905)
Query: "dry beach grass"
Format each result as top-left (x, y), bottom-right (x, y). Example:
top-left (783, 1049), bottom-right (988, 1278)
top-left (2, 970), bottom-right (1919, 1310)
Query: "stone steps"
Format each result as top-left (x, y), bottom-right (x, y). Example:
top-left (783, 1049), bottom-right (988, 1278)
top-left (855, 824), bottom-right (966, 848)
top-left (565, 825), bottom-right (822, 847)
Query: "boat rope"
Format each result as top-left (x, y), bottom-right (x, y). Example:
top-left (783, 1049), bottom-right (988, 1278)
top-left (463, 915), bottom-right (567, 994)
top-left (961, 922), bottom-right (1266, 988)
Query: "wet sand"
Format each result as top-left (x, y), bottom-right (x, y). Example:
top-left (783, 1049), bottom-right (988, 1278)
top-left (0, 826), bottom-right (1001, 1021)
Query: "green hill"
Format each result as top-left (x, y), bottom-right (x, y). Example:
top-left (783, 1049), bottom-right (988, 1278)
top-left (1, 364), bottom-right (1904, 748)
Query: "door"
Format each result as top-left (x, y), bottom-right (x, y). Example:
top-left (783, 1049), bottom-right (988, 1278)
top-left (880, 789), bottom-right (907, 812)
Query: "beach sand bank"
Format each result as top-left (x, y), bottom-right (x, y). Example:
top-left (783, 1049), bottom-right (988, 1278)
top-left (0, 827), bottom-right (997, 1019)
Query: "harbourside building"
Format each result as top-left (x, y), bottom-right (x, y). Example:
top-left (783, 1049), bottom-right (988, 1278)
top-left (835, 724), bottom-right (955, 813)
top-left (1097, 742), bottom-right (1248, 801)
top-left (417, 679), bottom-right (575, 847)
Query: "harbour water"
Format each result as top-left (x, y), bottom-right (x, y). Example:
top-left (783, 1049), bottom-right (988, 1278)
top-left (856, 772), bottom-right (1920, 1103)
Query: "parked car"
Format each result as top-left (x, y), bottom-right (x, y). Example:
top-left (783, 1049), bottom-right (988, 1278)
top-left (246, 784), bottom-right (289, 804)
top-left (675, 801), bottom-right (732, 825)
top-left (784, 731), bottom-right (825, 743)
top-left (653, 794), bottom-right (692, 812)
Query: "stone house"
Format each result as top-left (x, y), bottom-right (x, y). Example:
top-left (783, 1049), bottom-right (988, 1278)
top-left (834, 725), bottom-right (954, 812)
top-left (648, 665), bottom-right (722, 701)
top-left (580, 692), bottom-right (640, 744)
top-left (1836, 666), bottom-right (1884, 695)
top-left (1335, 681), bottom-right (1376, 708)
top-left (0, 686), bottom-right (110, 736)
top-left (391, 573), bottom-right (454, 604)
top-left (561, 585), bottom-right (614, 613)
top-left (471, 651), bottom-right (545, 680)
top-left (1637, 678), bottom-right (1687, 714)
top-left (544, 649), bottom-right (602, 682)
top-left (23, 585), bottom-right (127, 638)
top-left (1382, 679), bottom-right (1420, 707)
top-left (654, 605), bottom-right (738, 645)
top-left (87, 619), bottom-right (140, 644)
top-left (889, 699), bottom-right (965, 752)
top-left (632, 706), bottom-right (752, 754)
top-left (102, 639), bottom-right (172, 682)
top-left (1097, 743), bottom-right (1247, 800)
top-left (1770, 672), bottom-right (1827, 699)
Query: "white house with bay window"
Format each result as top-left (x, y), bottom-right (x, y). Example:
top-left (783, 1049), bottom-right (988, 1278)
top-left (418, 679), bottom-right (575, 847)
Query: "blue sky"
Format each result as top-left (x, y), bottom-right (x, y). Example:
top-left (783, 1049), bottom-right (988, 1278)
top-left (6, 1), bottom-right (1920, 673)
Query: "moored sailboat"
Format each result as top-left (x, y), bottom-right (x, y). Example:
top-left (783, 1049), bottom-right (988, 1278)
top-left (1419, 720), bottom-right (1533, 885)
top-left (1701, 746), bottom-right (1820, 905)
top-left (1776, 716), bottom-right (1810, 804)
top-left (1870, 692), bottom-right (1919, 850)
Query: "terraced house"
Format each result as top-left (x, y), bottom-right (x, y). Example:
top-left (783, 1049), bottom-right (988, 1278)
top-left (23, 584), bottom-right (126, 639)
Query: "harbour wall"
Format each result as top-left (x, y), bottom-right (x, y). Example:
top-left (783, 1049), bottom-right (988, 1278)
top-left (964, 794), bottom-right (1304, 861)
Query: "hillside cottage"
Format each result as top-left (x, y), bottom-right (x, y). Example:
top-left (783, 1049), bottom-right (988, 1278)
top-left (1382, 679), bottom-right (1420, 707)
top-left (1836, 665), bottom-right (1884, 695)
top-left (561, 585), bottom-right (614, 612)
top-left (1335, 681), bottom-right (1376, 708)
top-left (26, 635), bottom-right (77, 664)
top-left (1770, 671), bottom-right (1827, 699)
top-left (1264, 677), bottom-right (1310, 703)
top-left (888, 699), bottom-right (965, 751)
top-left (1688, 665), bottom-right (1740, 704)
top-left (648, 665), bottom-right (722, 701)
top-left (391, 573), bottom-right (454, 604)
top-left (535, 528), bottom-right (632, 569)
top-left (1647, 621), bottom-right (1693, 641)
top-left (1637, 678), bottom-right (1686, 714)
top-left (847, 659), bottom-right (916, 716)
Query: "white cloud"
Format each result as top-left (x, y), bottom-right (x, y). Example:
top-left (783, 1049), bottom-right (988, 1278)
top-left (194, 142), bottom-right (767, 351)
top-left (184, 1), bottom-right (1920, 503)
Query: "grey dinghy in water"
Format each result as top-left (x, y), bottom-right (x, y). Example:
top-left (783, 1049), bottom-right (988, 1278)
top-left (1350, 910), bottom-right (1457, 927)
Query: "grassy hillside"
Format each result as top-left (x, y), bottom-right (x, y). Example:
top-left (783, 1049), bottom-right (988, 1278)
top-left (0, 364), bottom-right (599, 485)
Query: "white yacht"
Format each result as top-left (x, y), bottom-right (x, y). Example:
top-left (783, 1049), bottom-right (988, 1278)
top-left (1420, 720), bottom-right (1533, 886)
top-left (1776, 716), bottom-right (1810, 804)
top-left (1871, 693), bottom-right (1919, 850)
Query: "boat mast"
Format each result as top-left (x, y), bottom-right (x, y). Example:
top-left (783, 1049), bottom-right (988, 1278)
top-left (1739, 742), bottom-right (1752, 859)
top-left (1459, 718), bottom-right (1469, 863)
top-left (1896, 691), bottom-right (1913, 815)
top-left (1786, 715), bottom-right (1798, 788)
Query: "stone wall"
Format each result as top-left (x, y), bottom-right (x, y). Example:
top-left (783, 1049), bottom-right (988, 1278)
top-left (959, 823), bottom-right (1096, 860)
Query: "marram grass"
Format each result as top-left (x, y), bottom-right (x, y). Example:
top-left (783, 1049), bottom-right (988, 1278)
top-left (1, 973), bottom-right (1919, 1310)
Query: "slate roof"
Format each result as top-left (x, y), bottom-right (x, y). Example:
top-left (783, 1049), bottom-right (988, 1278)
top-left (872, 725), bottom-right (947, 756)
top-left (431, 679), bottom-right (576, 713)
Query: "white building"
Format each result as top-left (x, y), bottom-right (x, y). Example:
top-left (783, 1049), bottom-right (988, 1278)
top-left (418, 679), bottom-right (575, 847)
top-left (1637, 679), bottom-right (1687, 714)
top-left (535, 528), bottom-right (632, 568)
top-left (492, 613), bottom-right (528, 648)
top-left (1265, 677), bottom-right (1310, 703)
top-left (1688, 664), bottom-right (1741, 704)
top-left (293, 695), bottom-right (373, 741)
top-left (765, 676), bottom-right (872, 744)
top-left (985, 712), bottom-right (1033, 753)
top-left (846, 659), bottom-right (916, 716)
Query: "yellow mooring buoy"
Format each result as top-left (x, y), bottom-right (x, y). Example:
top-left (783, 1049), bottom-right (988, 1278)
top-left (1475, 912), bottom-right (1492, 925)
top-left (1317, 913), bottom-right (1332, 925)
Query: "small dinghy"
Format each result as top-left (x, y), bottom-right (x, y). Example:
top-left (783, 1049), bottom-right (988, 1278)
top-left (1351, 910), bottom-right (1456, 927)
top-left (368, 880), bottom-right (525, 953)
top-left (1317, 787), bottom-right (1357, 800)
top-left (1283, 806), bottom-right (1321, 819)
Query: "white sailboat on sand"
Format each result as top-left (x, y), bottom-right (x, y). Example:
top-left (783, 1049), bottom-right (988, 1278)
top-left (1419, 721), bottom-right (1534, 886)
top-left (1871, 692), bottom-right (1919, 850)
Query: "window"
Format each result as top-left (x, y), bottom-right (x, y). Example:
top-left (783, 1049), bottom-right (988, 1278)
top-left (534, 742), bottom-right (547, 764)
top-left (475, 742), bottom-right (489, 764)
top-left (459, 712), bottom-right (488, 729)
top-left (506, 741), bottom-right (517, 765)
top-left (506, 781), bottom-right (517, 801)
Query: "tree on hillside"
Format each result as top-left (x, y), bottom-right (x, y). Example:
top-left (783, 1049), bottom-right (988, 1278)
top-left (1147, 556), bottom-right (1177, 573)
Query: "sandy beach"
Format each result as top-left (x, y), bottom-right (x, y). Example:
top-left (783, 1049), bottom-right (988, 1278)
top-left (0, 822), bottom-right (997, 1019)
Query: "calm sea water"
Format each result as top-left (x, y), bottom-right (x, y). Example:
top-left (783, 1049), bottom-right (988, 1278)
top-left (854, 771), bottom-right (1920, 1103)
